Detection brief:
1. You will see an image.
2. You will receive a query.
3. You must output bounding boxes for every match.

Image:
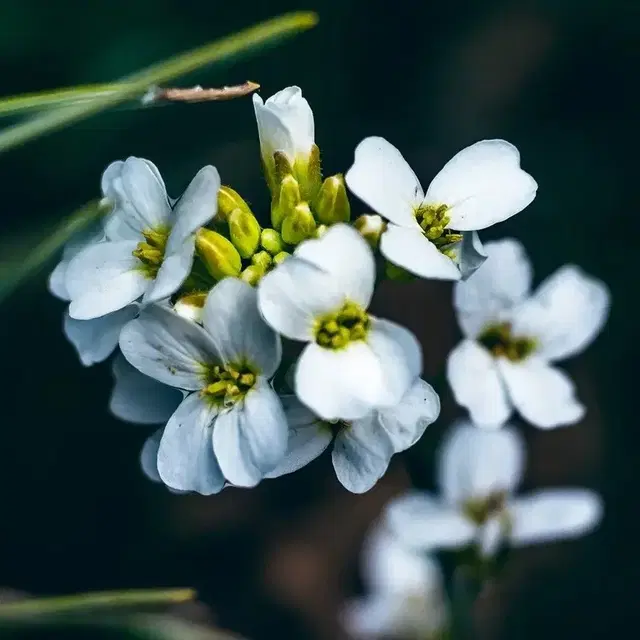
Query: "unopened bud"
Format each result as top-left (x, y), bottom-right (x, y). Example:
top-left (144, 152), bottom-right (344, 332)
top-left (217, 186), bottom-right (253, 222)
top-left (315, 224), bottom-right (328, 238)
top-left (251, 250), bottom-right (272, 271)
top-left (273, 251), bottom-right (291, 265)
top-left (314, 174), bottom-right (350, 225)
top-left (355, 214), bottom-right (386, 249)
top-left (260, 228), bottom-right (285, 255)
top-left (240, 265), bottom-right (264, 286)
top-left (228, 208), bottom-right (261, 258)
top-left (272, 174), bottom-right (301, 230)
top-left (281, 202), bottom-right (316, 245)
top-left (295, 144), bottom-right (322, 202)
top-left (195, 228), bottom-right (242, 281)
top-left (274, 151), bottom-right (294, 185)
top-left (174, 292), bottom-right (207, 324)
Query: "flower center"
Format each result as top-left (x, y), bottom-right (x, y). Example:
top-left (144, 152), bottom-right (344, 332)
top-left (202, 362), bottom-right (257, 407)
top-left (314, 301), bottom-right (370, 350)
top-left (462, 491), bottom-right (507, 526)
top-left (414, 203), bottom-right (463, 258)
top-left (133, 226), bottom-right (170, 278)
top-left (477, 322), bottom-right (537, 362)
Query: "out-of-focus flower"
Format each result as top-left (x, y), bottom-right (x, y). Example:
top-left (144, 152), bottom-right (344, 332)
top-left (66, 159), bottom-right (220, 320)
top-left (267, 377), bottom-right (440, 493)
top-left (447, 239), bottom-right (610, 428)
top-left (343, 523), bottom-right (449, 639)
top-left (258, 224), bottom-right (422, 421)
top-left (386, 421), bottom-right (603, 557)
top-left (119, 278), bottom-right (287, 494)
top-left (345, 137), bottom-right (537, 281)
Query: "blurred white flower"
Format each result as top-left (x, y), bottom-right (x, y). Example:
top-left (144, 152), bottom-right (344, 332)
top-left (253, 86), bottom-right (314, 166)
top-left (258, 224), bottom-right (422, 421)
top-left (345, 137), bottom-right (537, 281)
top-left (343, 523), bottom-right (448, 639)
top-left (386, 421), bottom-right (603, 557)
top-left (267, 377), bottom-right (440, 493)
top-left (447, 239), bottom-right (610, 428)
top-left (65, 158), bottom-right (220, 320)
top-left (119, 278), bottom-right (287, 494)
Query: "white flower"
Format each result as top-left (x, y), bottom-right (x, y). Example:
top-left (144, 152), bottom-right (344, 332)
top-left (447, 239), bottom-right (610, 428)
top-left (267, 378), bottom-right (439, 493)
top-left (119, 277), bottom-right (288, 494)
top-left (343, 523), bottom-right (448, 639)
top-left (258, 224), bottom-right (422, 421)
top-left (65, 158), bottom-right (220, 320)
top-left (345, 137), bottom-right (537, 281)
top-left (386, 421), bottom-right (603, 557)
top-left (253, 86), bottom-right (314, 166)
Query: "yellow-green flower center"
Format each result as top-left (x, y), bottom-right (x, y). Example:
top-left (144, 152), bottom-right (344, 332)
top-left (133, 226), bottom-right (170, 278)
top-left (202, 362), bottom-right (256, 407)
top-left (477, 322), bottom-right (537, 362)
top-left (314, 301), bottom-right (370, 350)
top-left (462, 491), bottom-right (507, 526)
top-left (414, 203), bottom-right (462, 258)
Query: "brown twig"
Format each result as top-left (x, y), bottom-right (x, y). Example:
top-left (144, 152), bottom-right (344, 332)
top-left (142, 81), bottom-right (260, 104)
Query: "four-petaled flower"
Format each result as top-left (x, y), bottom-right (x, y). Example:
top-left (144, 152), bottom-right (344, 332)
top-left (345, 137), bottom-right (537, 281)
top-left (267, 376), bottom-right (440, 493)
top-left (119, 277), bottom-right (288, 494)
top-left (386, 421), bottom-right (602, 557)
top-left (447, 239), bottom-right (610, 428)
top-left (343, 522), bottom-right (449, 640)
top-left (66, 158), bottom-right (220, 320)
top-left (258, 224), bottom-right (423, 421)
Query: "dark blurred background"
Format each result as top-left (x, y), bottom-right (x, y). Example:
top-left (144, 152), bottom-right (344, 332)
top-left (0, 0), bottom-right (637, 638)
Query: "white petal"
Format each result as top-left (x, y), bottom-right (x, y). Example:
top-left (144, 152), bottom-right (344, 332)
top-left (157, 393), bottom-right (224, 495)
top-left (498, 357), bottom-right (585, 429)
top-left (66, 241), bottom-right (149, 319)
top-left (257, 256), bottom-right (344, 341)
top-left (509, 489), bottom-right (603, 546)
top-left (332, 413), bottom-right (396, 493)
top-left (119, 304), bottom-right (218, 390)
top-left (456, 231), bottom-right (488, 281)
top-left (478, 516), bottom-right (505, 558)
top-left (362, 524), bottom-right (443, 594)
top-left (64, 305), bottom-right (136, 366)
top-left (385, 492), bottom-right (476, 550)
top-left (140, 428), bottom-right (163, 483)
top-left (345, 136), bottom-right (423, 227)
top-left (342, 595), bottom-right (401, 639)
top-left (213, 378), bottom-right (288, 487)
top-left (100, 160), bottom-right (125, 199)
top-left (109, 354), bottom-right (184, 425)
top-left (203, 277), bottom-right (282, 377)
top-left (438, 420), bottom-right (525, 505)
top-left (294, 224), bottom-right (375, 307)
top-left (366, 318), bottom-right (423, 406)
top-left (49, 261), bottom-right (71, 300)
top-left (143, 236), bottom-right (195, 305)
top-left (425, 140), bottom-right (538, 231)
top-left (377, 378), bottom-right (440, 452)
top-left (380, 225), bottom-right (461, 281)
top-left (453, 238), bottom-right (532, 338)
top-left (265, 395), bottom-right (332, 478)
top-left (510, 265), bottom-right (610, 362)
top-left (446, 340), bottom-right (512, 427)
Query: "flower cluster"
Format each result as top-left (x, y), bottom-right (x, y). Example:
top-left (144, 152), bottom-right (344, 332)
top-left (49, 86), bottom-right (609, 525)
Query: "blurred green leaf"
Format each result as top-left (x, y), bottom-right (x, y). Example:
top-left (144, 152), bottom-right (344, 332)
top-left (0, 11), bottom-right (318, 153)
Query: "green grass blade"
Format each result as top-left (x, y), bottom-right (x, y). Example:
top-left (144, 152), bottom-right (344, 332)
top-left (0, 588), bottom-right (195, 620)
top-left (0, 11), bottom-right (318, 153)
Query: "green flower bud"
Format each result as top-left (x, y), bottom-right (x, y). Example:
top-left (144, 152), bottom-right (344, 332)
top-left (218, 186), bottom-right (252, 223)
top-left (272, 174), bottom-right (301, 230)
top-left (273, 151), bottom-right (294, 185)
top-left (315, 224), bottom-right (328, 238)
top-left (314, 174), bottom-right (350, 225)
top-left (260, 228), bottom-right (285, 255)
top-left (195, 228), bottom-right (242, 281)
top-left (295, 143), bottom-right (322, 202)
top-left (240, 265), bottom-right (264, 286)
top-left (174, 292), bottom-right (207, 324)
top-left (251, 250), bottom-right (272, 271)
top-left (273, 251), bottom-right (291, 265)
top-left (354, 214), bottom-right (386, 249)
top-left (281, 202), bottom-right (316, 246)
top-left (228, 207), bottom-right (261, 259)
